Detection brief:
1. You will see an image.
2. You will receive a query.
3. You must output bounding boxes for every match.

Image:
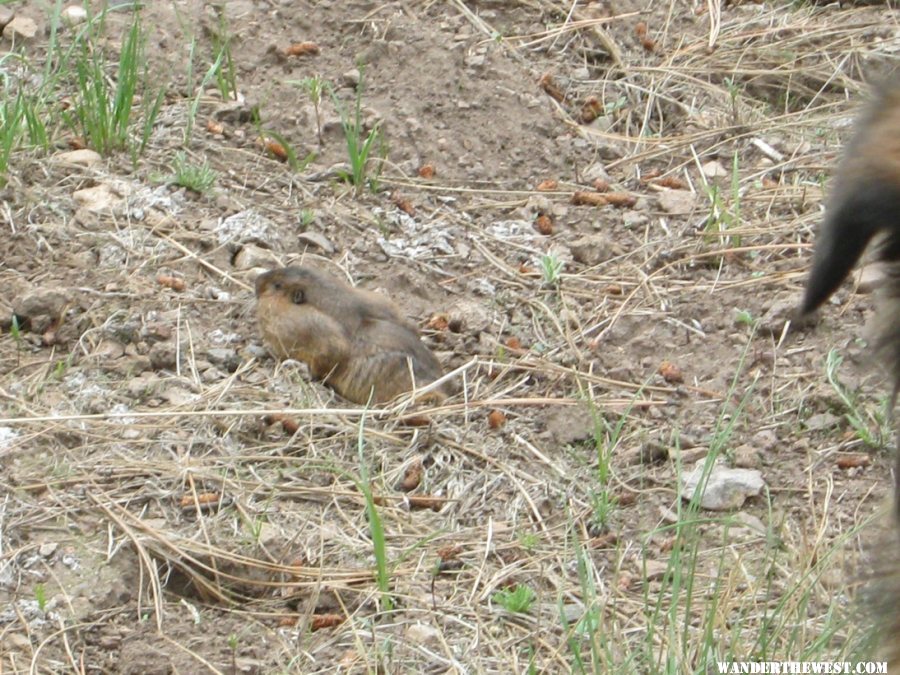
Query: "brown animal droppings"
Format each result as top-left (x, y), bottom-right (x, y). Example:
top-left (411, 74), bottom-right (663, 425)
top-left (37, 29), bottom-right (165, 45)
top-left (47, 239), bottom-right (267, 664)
top-left (487, 409), bottom-right (507, 430)
top-left (399, 458), bottom-right (424, 491)
top-left (603, 192), bottom-right (637, 208)
top-left (156, 274), bottom-right (186, 292)
top-left (658, 361), bottom-right (683, 383)
top-left (651, 176), bottom-right (688, 190)
top-left (533, 214), bottom-right (554, 235)
top-left (284, 42), bottom-right (320, 57)
top-left (255, 265), bottom-right (449, 404)
top-left (572, 191), bottom-right (608, 206)
top-left (580, 96), bottom-right (603, 124)
top-left (260, 136), bottom-right (288, 161)
top-left (538, 73), bottom-right (566, 103)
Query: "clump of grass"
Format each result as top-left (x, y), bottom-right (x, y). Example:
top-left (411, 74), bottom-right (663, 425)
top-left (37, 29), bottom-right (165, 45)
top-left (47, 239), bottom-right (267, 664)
top-left (704, 152), bottom-right (742, 248)
top-left (540, 253), bottom-right (564, 287)
top-left (169, 151), bottom-right (217, 193)
top-left (356, 406), bottom-right (393, 612)
top-left (64, 11), bottom-right (163, 158)
top-left (824, 348), bottom-right (889, 448)
top-left (493, 584), bottom-right (536, 614)
top-left (293, 75), bottom-right (324, 146)
top-left (210, 8), bottom-right (238, 101)
top-left (328, 66), bottom-right (385, 194)
top-left (0, 94), bottom-right (25, 184)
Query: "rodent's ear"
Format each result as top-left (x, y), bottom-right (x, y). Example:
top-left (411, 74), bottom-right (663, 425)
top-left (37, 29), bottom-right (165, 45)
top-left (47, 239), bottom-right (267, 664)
top-left (291, 289), bottom-right (305, 305)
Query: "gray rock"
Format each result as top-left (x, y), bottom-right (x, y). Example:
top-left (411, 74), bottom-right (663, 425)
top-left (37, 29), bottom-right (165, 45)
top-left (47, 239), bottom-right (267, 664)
top-left (216, 209), bottom-right (278, 247)
top-left (657, 189), bottom-right (696, 215)
top-left (0, 7), bottom-right (13, 31)
top-left (207, 348), bottom-right (240, 372)
top-left (569, 233), bottom-right (622, 266)
top-left (3, 16), bottom-right (38, 41)
top-left (298, 231), bottom-right (335, 254)
top-left (233, 243), bottom-right (278, 270)
top-left (148, 342), bottom-right (178, 370)
top-left (681, 462), bottom-right (765, 510)
top-left (13, 288), bottom-right (70, 320)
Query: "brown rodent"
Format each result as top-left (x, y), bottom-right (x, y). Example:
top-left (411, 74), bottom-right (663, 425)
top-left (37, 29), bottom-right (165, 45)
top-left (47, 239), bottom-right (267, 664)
top-left (255, 265), bottom-right (447, 404)
top-left (800, 71), bottom-right (900, 663)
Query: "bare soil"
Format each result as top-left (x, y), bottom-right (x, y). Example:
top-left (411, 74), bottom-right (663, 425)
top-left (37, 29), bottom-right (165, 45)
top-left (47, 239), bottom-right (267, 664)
top-left (1, 1), bottom-right (898, 672)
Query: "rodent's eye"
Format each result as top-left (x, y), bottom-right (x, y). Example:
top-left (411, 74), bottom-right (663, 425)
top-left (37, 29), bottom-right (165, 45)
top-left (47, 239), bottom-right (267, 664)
top-left (271, 282), bottom-right (282, 292)
top-left (292, 289), bottom-right (305, 305)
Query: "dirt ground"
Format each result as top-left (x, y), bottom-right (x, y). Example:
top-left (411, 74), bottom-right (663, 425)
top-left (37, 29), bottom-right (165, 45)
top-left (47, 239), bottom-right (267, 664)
top-left (1, 0), bottom-right (899, 672)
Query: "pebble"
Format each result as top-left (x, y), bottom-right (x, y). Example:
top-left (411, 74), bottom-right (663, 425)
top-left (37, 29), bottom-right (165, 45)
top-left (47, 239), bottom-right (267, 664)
top-left (3, 16), bottom-right (38, 41)
top-left (232, 243), bottom-right (277, 270)
top-left (148, 342), bottom-right (178, 370)
top-left (657, 189), bottom-right (696, 215)
top-left (297, 231), bottom-right (335, 254)
top-left (681, 462), bottom-right (765, 510)
top-left (55, 149), bottom-right (102, 166)
top-left (61, 5), bottom-right (87, 26)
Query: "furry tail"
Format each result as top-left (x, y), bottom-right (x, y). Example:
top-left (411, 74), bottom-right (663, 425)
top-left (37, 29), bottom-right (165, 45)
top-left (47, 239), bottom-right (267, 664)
top-left (800, 71), bottom-right (900, 663)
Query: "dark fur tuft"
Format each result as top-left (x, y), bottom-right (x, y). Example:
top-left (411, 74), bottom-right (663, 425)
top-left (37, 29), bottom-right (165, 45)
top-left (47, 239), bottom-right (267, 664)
top-left (801, 70), bottom-right (900, 665)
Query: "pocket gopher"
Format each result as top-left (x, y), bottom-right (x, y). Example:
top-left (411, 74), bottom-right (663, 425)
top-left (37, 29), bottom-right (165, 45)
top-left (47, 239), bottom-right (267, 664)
top-left (800, 71), bottom-right (900, 664)
top-left (255, 265), bottom-right (447, 404)
top-left (802, 72), bottom-right (900, 387)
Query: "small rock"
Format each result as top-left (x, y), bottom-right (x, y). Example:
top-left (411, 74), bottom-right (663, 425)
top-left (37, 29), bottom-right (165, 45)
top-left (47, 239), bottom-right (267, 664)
top-left (61, 5), bottom-right (87, 26)
top-left (213, 97), bottom-right (259, 124)
top-left (207, 348), bottom-right (240, 372)
top-left (731, 511), bottom-right (767, 535)
top-left (750, 429), bottom-right (778, 452)
top-left (569, 233), bottom-right (622, 266)
top-left (3, 16), bottom-right (38, 41)
top-left (55, 149), bottom-right (102, 166)
top-left (39, 542), bottom-right (58, 557)
top-left (127, 372), bottom-right (160, 398)
top-left (232, 243), bottom-right (277, 270)
top-left (342, 68), bottom-right (361, 88)
top-left (215, 209), bottom-right (278, 247)
top-left (681, 462), bottom-right (765, 511)
top-left (73, 183), bottom-right (122, 213)
top-left (540, 403), bottom-right (595, 446)
top-left (0, 7), bottom-right (14, 31)
top-left (657, 189), bottom-right (696, 215)
top-left (622, 211), bottom-right (649, 229)
top-left (13, 287), bottom-right (70, 320)
top-left (560, 604), bottom-right (583, 623)
top-left (857, 263), bottom-right (887, 295)
top-left (148, 342), bottom-right (178, 370)
top-left (758, 294), bottom-right (797, 335)
top-left (805, 412), bottom-right (839, 433)
top-left (464, 52), bottom-right (486, 67)
top-left (406, 623), bottom-right (441, 646)
top-left (644, 559), bottom-right (668, 582)
top-left (701, 160), bottom-right (728, 179)
top-left (582, 162), bottom-right (610, 184)
top-left (446, 298), bottom-right (494, 334)
top-left (732, 444), bottom-right (761, 469)
top-left (297, 231), bottom-right (335, 254)
top-left (94, 339), bottom-right (126, 360)
top-left (160, 385), bottom-right (198, 406)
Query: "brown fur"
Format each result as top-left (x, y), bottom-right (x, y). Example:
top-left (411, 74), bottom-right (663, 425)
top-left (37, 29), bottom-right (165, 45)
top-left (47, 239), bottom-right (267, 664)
top-left (255, 265), bottom-right (447, 404)
top-left (800, 71), bottom-right (900, 664)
